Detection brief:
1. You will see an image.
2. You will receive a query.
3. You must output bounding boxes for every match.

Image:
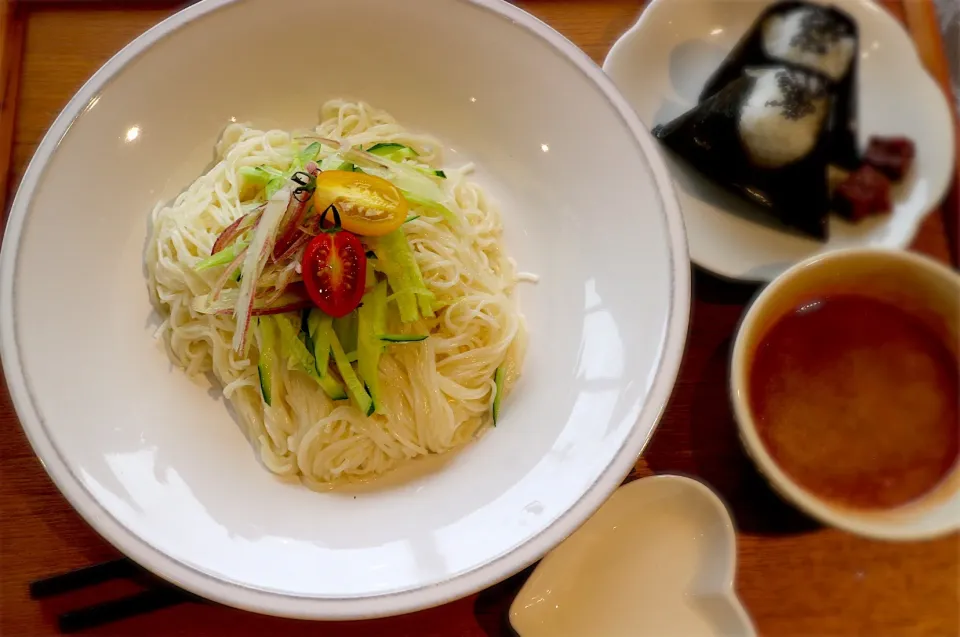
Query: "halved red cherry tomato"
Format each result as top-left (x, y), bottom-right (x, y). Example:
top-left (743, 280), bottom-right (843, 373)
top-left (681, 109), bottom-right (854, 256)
top-left (300, 230), bottom-right (367, 318)
top-left (311, 170), bottom-right (408, 236)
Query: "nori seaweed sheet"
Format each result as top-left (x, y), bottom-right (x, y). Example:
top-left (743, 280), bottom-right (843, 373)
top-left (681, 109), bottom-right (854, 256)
top-left (653, 70), bottom-right (833, 239)
top-left (699, 0), bottom-right (859, 169)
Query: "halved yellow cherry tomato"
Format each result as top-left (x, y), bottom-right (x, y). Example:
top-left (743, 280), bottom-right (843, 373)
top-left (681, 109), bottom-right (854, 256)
top-left (311, 170), bottom-right (408, 237)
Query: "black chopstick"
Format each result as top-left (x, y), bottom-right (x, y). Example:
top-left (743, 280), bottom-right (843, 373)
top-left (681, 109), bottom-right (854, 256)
top-left (57, 587), bottom-right (192, 634)
top-left (29, 558), bottom-right (199, 633)
top-left (29, 558), bottom-right (139, 599)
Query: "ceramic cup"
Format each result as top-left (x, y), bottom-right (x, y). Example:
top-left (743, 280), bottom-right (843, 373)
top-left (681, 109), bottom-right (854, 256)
top-left (730, 247), bottom-right (960, 540)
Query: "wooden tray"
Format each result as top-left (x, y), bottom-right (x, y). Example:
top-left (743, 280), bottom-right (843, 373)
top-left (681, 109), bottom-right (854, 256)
top-left (1, 1), bottom-right (957, 635)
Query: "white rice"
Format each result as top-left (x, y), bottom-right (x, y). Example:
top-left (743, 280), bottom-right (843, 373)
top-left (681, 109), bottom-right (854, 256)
top-left (738, 68), bottom-right (829, 168)
top-left (762, 7), bottom-right (856, 81)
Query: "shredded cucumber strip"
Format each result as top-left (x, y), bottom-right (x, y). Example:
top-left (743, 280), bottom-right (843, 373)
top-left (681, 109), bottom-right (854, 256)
top-left (367, 143), bottom-right (446, 179)
top-left (329, 329), bottom-right (374, 416)
top-left (333, 313), bottom-right (358, 354)
top-left (274, 314), bottom-right (347, 400)
top-left (379, 334), bottom-right (428, 343)
top-left (307, 310), bottom-right (335, 379)
top-left (239, 166), bottom-right (278, 190)
top-left (368, 143), bottom-right (419, 161)
top-left (195, 240), bottom-right (249, 271)
top-left (232, 186), bottom-right (289, 352)
top-left (296, 142), bottom-right (322, 169)
top-left (357, 281), bottom-right (388, 412)
top-left (376, 229), bottom-right (433, 322)
top-left (401, 190), bottom-right (459, 227)
top-left (243, 142), bottom-right (322, 199)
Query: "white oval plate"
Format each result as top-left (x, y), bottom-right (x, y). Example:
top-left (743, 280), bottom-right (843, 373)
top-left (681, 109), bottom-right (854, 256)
top-left (604, 0), bottom-right (956, 282)
top-left (510, 475), bottom-right (755, 637)
top-left (0, 0), bottom-right (690, 621)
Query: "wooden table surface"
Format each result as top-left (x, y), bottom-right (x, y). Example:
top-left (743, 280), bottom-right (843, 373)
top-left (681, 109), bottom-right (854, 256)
top-left (1, 1), bottom-right (957, 636)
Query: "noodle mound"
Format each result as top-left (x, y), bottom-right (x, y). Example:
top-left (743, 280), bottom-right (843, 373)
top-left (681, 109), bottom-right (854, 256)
top-left (146, 101), bottom-right (526, 488)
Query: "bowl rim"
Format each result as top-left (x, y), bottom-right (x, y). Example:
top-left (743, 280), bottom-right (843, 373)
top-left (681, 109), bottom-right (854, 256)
top-left (729, 246), bottom-right (960, 541)
top-left (0, 0), bottom-right (691, 619)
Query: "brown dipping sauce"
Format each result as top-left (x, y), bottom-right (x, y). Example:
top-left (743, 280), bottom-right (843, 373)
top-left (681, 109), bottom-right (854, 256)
top-left (749, 294), bottom-right (959, 510)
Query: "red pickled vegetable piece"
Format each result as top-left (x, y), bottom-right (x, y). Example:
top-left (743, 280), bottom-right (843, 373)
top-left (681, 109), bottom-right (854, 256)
top-left (834, 165), bottom-right (891, 221)
top-left (863, 136), bottom-right (915, 181)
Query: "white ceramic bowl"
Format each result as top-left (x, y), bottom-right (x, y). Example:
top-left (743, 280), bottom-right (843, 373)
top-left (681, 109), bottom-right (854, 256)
top-left (510, 475), bottom-right (755, 637)
top-left (730, 248), bottom-right (960, 540)
top-left (603, 0), bottom-right (957, 282)
top-left (0, 0), bottom-right (690, 620)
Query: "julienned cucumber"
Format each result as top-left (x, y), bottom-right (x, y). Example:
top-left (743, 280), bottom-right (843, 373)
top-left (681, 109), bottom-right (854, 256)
top-left (257, 317), bottom-right (278, 406)
top-left (333, 312), bottom-right (358, 354)
top-left (329, 329), bottom-right (374, 416)
top-left (492, 366), bottom-right (506, 425)
top-left (305, 311), bottom-right (350, 400)
top-left (365, 265), bottom-right (377, 289)
top-left (368, 143), bottom-right (419, 160)
top-left (274, 314), bottom-right (347, 401)
top-left (400, 190), bottom-right (458, 227)
top-left (306, 310), bottom-right (334, 376)
top-left (376, 229), bottom-right (433, 322)
top-left (296, 142), bottom-right (322, 169)
top-left (337, 161), bottom-right (363, 173)
top-left (196, 240), bottom-right (249, 271)
top-left (239, 165), bottom-right (280, 190)
top-left (255, 141), bottom-right (321, 198)
top-left (315, 372), bottom-right (348, 400)
top-left (379, 334), bottom-right (428, 343)
top-left (366, 144), bottom-right (444, 179)
top-left (357, 282), bottom-right (388, 412)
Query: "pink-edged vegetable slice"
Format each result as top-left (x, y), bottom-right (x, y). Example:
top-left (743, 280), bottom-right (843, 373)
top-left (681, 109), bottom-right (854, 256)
top-left (272, 196), bottom-right (309, 261)
top-left (232, 187), bottom-right (290, 353)
top-left (273, 231), bottom-right (311, 263)
top-left (298, 210), bottom-right (324, 236)
top-left (271, 161), bottom-right (320, 260)
top-left (210, 246), bottom-right (248, 301)
top-left (212, 207), bottom-right (263, 255)
top-left (192, 283), bottom-right (312, 316)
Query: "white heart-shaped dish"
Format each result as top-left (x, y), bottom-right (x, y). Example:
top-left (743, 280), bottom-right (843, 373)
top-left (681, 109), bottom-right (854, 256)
top-left (509, 475), bottom-right (755, 637)
top-left (603, 0), bottom-right (956, 281)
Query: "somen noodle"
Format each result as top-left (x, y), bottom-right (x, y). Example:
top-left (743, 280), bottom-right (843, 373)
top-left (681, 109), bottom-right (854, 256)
top-left (145, 100), bottom-right (527, 488)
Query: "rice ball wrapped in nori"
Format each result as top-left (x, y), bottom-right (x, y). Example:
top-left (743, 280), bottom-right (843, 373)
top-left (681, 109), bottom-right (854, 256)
top-left (762, 4), bottom-right (856, 81)
top-left (699, 1), bottom-right (859, 169)
top-left (653, 66), bottom-right (833, 239)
